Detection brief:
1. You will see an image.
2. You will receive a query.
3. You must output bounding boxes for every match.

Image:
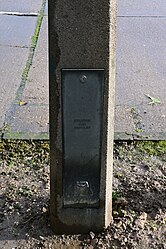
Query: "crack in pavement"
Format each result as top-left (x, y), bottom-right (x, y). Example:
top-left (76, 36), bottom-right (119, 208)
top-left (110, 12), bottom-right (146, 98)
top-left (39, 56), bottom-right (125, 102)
top-left (0, 44), bottom-right (29, 48)
top-left (117, 15), bottom-right (166, 18)
top-left (0, 11), bottom-right (39, 16)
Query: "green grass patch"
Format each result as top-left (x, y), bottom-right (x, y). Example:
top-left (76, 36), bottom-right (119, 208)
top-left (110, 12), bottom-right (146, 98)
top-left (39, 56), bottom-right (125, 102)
top-left (0, 140), bottom-right (49, 168)
top-left (135, 141), bottom-right (166, 156)
top-left (112, 191), bottom-right (121, 201)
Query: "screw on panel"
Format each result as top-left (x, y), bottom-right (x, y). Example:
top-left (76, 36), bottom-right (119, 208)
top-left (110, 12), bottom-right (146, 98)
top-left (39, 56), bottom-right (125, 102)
top-left (80, 75), bottom-right (87, 83)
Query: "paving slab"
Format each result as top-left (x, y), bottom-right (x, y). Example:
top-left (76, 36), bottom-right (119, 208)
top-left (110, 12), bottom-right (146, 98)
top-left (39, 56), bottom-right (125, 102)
top-left (22, 17), bottom-right (48, 105)
top-left (4, 104), bottom-right (49, 139)
top-left (0, 0), bottom-right (43, 13)
top-left (116, 17), bottom-right (166, 106)
top-left (4, 17), bottom-right (49, 139)
top-left (0, 13), bottom-right (38, 137)
top-left (132, 104), bottom-right (166, 140)
top-left (0, 15), bottom-right (37, 47)
top-left (118, 0), bottom-right (166, 16)
top-left (114, 106), bottom-right (134, 140)
top-left (115, 16), bottom-right (166, 139)
top-left (0, 46), bottom-right (29, 130)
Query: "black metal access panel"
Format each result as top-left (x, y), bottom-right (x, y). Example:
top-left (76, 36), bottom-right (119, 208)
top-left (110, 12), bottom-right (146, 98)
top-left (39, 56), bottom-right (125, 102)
top-left (62, 69), bottom-right (104, 208)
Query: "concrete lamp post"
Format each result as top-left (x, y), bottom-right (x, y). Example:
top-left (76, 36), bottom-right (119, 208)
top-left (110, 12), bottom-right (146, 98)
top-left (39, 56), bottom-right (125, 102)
top-left (49, 0), bottom-right (117, 233)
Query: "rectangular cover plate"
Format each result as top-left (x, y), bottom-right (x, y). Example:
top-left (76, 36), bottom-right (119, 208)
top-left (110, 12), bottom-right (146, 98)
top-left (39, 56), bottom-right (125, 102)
top-left (62, 69), bottom-right (104, 208)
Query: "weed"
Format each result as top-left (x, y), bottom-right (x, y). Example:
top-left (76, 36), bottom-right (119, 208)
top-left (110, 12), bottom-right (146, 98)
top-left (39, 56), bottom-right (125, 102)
top-left (112, 191), bottom-right (121, 201)
top-left (135, 141), bottom-right (166, 156)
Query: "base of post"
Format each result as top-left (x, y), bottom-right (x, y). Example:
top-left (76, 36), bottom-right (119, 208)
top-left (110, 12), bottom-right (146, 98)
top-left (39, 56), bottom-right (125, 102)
top-left (50, 207), bottom-right (113, 234)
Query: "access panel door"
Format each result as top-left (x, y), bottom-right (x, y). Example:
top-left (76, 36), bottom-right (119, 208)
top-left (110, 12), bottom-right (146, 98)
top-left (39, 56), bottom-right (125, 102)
top-left (62, 69), bottom-right (104, 208)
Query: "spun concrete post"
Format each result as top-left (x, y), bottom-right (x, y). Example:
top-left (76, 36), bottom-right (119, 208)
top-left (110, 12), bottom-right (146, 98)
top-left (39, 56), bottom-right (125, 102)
top-left (49, 0), bottom-right (117, 233)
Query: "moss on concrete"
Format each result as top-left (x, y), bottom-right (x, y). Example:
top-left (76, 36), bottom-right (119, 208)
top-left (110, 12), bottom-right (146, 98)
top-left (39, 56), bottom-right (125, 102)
top-left (4, 130), bottom-right (49, 140)
top-left (16, 0), bottom-right (46, 101)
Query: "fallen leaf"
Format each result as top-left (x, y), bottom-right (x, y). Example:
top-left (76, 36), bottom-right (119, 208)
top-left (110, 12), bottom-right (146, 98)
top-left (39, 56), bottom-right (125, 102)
top-left (18, 101), bottom-right (27, 106)
top-left (145, 94), bottom-right (161, 105)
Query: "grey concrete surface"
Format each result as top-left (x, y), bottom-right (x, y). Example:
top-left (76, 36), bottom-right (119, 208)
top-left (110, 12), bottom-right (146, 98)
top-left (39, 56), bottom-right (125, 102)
top-left (118, 0), bottom-right (166, 16)
top-left (0, 15), bottom-right (37, 47)
top-left (114, 106), bottom-right (135, 140)
top-left (0, 0), bottom-right (43, 13)
top-left (0, 47), bottom-right (29, 130)
top-left (0, 1), bottom-right (43, 138)
top-left (0, 13), bottom-right (37, 136)
top-left (115, 1), bottom-right (166, 140)
top-left (4, 16), bottom-right (49, 139)
top-left (116, 18), bottom-right (166, 106)
top-left (1, 0), bottom-right (166, 140)
top-left (22, 17), bottom-right (48, 105)
top-left (4, 104), bottom-right (49, 139)
top-left (0, 15), bottom-right (37, 136)
top-left (132, 105), bottom-right (166, 140)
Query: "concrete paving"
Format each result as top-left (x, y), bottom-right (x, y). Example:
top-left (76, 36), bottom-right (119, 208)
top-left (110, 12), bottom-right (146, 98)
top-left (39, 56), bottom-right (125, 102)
top-left (0, 0), bottom-right (43, 13)
top-left (0, 1), bottom-right (44, 138)
top-left (118, 0), bottom-right (166, 16)
top-left (0, 15), bottom-right (37, 47)
top-left (4, 16), bottom-right (49, 139)
top-left (22, 17), bottom-right (48, 106)
top-left (0, 10), bottom-right (38, 137)
top-left (1, 0), bottom-right (166, 140)
top-left (0, 47), bottom-right (29, 130)
top-left (115, 0), bottom-right (166, 139)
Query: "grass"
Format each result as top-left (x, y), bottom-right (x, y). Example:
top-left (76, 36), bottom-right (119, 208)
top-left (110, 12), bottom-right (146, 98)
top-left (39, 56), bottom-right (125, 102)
top-left (1, 140), bottom-right (165, 166)
top-left (0, 140), bottom-right (49, 168)
top-left (135, 141), bottom-right (166, 156)
top-left (112, 191), bottom-right (121, 201)
top-left (114, 140), bottom-right (166, 158)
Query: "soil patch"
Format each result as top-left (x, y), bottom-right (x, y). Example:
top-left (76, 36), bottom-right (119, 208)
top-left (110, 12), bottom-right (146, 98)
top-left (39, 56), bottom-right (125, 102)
top-left (0, 141), bottom-right (166, 248)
